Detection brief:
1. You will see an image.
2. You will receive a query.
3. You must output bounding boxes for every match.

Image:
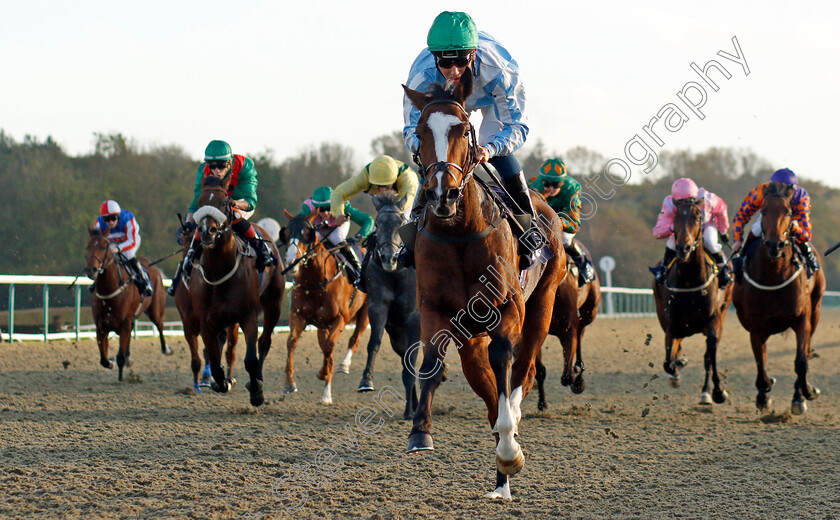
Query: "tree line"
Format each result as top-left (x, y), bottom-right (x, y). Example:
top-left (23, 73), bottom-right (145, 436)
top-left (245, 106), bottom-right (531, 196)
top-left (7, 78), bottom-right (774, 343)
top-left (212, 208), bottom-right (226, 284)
top-left (4, 130), bottom-right (840, 305)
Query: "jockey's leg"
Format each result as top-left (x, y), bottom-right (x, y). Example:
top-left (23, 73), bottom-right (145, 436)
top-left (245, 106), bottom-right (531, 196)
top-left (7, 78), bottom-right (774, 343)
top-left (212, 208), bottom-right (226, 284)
top-left (356, 235), bottom-right (375, 293)
top-left (562, 233), bottom-right (595, 286)
top-left (649, 237), bottom-right (677, 283)
top-left (395, 185), bottom-right (426, 268)
top-left (494, 156), bottom-right (545, 270)
top-left (704, 226), bottom-right (731, 287)
top-left (167, 231), bottom-right (201, 296)
top-left (124, 250), bottom-right (153, 297)
top-left (340, 244), bottom-right (363, 287)
top-left (796, 240), bottom-right (820, 276)
top-left (732, 228), bottom-right (760, 283)
top-left (232, 219), bottom-right (276, 270)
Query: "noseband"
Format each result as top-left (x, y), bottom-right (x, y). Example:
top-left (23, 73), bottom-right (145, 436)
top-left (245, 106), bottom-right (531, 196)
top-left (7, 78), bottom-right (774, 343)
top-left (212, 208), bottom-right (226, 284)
top-left (87, 240), bottom-right (115, 279)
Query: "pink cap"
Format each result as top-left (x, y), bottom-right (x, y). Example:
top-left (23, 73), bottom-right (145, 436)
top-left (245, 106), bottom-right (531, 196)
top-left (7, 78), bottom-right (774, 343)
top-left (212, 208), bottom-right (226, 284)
top-left (671, 178), bottom-right (698, 200)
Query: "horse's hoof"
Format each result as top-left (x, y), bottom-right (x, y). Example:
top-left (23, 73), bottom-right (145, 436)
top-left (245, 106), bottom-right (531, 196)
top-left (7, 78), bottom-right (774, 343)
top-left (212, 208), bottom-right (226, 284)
top-left (560, 373), bottom-right (573, 387)
top-left (162, 344), bottom-right (173, 356)
top-left (246, 380), bottom-right (265, 407)
top-left (675, 357), bottom-right (688, 368)
top-left (284, 382), bottom-right (298, 394)
top-left (484, 482), bottom-right (512, 501)
top-left (335, 364), bottom-right (350, 374)
top-left (199, 371), bottom-right (213, 388)
top-left (699, 392), bottom-right (713, 405)
top-left (101, 358), bottom-right (114, 369)
top-left (756, 395), bottom-right (772, 410)
top-left (537, 401), bottom-right (548, 411)
top-left (320, 396), bottom-right (333, 405)
top-left (125, 356), bottom-right (134, 368)
top-left (357, 379), bottom-right (375, 392)
top-left (406, 432), bottom-right (434, 453)
top-left (316, 369), bottom-right (327, 381)
top-left (571, 377), bottom-right (586, 394)
top-left (496, 451), bottom-right (525, 476)
top-left (713, 389), bottom-right (728, 404)
top-left (193, 382), bottom-right (202, 395)
top-left (791, 400), bottom-right (807, 415)
top-left (669, 375), bottom-right (681, 388)
top-left (806, 386), bottom-right (821, 401)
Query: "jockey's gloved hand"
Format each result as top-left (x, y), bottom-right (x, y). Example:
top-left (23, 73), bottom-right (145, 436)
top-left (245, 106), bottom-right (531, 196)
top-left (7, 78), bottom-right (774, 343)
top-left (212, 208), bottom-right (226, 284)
top-left (345, 236), bottom-right (358, 245)
top-left (720, 233), bottom-right (730, 245)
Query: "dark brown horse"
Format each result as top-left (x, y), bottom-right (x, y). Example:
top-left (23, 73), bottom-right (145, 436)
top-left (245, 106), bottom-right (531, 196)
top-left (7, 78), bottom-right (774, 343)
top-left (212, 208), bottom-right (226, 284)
top-left (653, 198), bottom-right (732, 404)
top-left (733, 183), bottom-right (825, 414)
top-left (190, 174), bottom-right (285, 406)
top-left (403, 70), bottom-right (567, 500)
top-left (85, 228), bottom-right (172, 381)
top-left (173, 226), bottom-right (239, 393)
top-left (280, 210), bottom-right (369, 404)
top-left (535, 239), bottom-right (601, 408)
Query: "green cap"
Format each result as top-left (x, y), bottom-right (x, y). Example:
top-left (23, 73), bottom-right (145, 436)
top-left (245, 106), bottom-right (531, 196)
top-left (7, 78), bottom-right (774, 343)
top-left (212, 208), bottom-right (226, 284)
top-left (539, 159), bottom-right (567, 181)
top-left (427, 11), bottom-right (478, 52)
top-left (312, 186), bottom-right (333, 208)
top-left (204, 140), bottom-right (233, 161)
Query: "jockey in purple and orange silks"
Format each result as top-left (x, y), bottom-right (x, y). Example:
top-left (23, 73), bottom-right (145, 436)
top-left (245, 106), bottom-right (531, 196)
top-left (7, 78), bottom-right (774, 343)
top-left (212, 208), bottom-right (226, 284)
top-left (730, 167), bottom-right (819, 278)
top-left (93, 200), bottom-right (153, 296)
top-left (649, 178), bottom-right (732, 286)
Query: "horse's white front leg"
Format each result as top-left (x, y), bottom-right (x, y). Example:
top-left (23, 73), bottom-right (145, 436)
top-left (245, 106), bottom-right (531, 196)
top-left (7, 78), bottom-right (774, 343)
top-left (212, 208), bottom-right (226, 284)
top-left (321, 381), bottom-right (333, 404)
top-left (494, 391), bottom-right (524, 475)
top-left (336, 349), bottom-right (353, 374)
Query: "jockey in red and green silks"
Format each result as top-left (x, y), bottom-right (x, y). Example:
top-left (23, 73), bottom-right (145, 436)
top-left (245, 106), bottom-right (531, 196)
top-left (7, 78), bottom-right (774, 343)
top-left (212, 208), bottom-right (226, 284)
top-left (167, 140), bottom-right (276, 296)
top-left (529, 158), bottom-right (594, 285)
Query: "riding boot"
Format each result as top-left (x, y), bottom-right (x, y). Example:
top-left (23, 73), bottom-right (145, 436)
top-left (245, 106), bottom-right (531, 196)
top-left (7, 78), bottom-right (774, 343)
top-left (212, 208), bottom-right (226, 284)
top-left (503, 171), bottom-right (546, 270)
top-left (710, 250), bottom-right (731, 287)
top-left (340, 245), bottom-right (363, 286)
top-left (395, 187), bottom-right (427, 268)
top-left (797, 240), bottom-right (820, 277)
top-left (732, 232), bottom-right (759, 283)
top-left (248, 230), bottom-right (277, 271)
top-left (357, 235), bottom-right (375, 293)
top-left (167, 239), bottom-right (200, 296)
top-left (128, 257), bottom-right (153, 297)
top-left (649, 247), bottom-right (676, 283)
top-left (565, 241), bottom-right (595, 286)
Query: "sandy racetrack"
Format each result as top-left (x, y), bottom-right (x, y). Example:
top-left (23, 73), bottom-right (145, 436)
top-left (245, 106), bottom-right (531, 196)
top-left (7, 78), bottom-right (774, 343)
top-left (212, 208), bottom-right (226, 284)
top-left (1, 311), bottom-right (839, 520)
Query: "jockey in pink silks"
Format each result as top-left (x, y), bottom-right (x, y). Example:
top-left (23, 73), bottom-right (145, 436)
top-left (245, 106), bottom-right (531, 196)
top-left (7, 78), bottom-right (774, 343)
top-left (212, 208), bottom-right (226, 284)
top-left (650, 178), bottom-right (732, 286)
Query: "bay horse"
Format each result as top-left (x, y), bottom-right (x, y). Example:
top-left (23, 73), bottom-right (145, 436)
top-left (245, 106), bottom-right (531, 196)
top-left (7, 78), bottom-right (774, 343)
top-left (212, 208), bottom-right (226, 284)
top-left (733, 182), bottom-right (825, 414)
top-left (356, 191), bottom-right (420, 420)
top-left (535, 239), bottom-right (601, 409)
top-left (190, 174), bottom-right (285, 406)
top-left (403, 70), bottom-right (567, 500)
top-left (652, 198), bottom-right (732, 404)
top-left (280, 210), bottom-right (370, 404)
top-left (85, 228), bottom-right (172, 381)
top-left (173, 226), bottom-right (239, 393)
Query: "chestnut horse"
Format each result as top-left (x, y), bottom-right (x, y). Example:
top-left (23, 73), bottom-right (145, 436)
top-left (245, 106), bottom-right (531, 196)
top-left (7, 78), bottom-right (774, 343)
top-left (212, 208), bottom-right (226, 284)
top-left (280, 211), bottom-right (370, 404)
top-left (190, 174), bottom-right (285, 406)
top-left (535, 239), bottom-right (601, 409)
top-left (173, 226), bottom-right (239, 393)
top-left (403, 70), bottom-right (567, 500)
top-left (652, 198), bottom-right (732, 404)
top-left (733, 183), bottom-right (825, 414)
top-left (85, 228), bottom-right (172, 381)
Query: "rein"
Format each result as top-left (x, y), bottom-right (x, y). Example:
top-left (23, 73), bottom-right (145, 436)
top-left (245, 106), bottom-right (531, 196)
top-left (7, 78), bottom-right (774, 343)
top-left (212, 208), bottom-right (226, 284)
top-left (744, 264), bottom-right (803, 291)
top-left (88, 242), bottom-right (133, 299)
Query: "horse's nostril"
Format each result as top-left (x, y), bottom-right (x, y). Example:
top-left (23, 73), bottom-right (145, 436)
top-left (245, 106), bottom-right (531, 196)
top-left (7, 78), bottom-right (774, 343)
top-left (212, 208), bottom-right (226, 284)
top-left (446, 188), bottom-right (459, 202)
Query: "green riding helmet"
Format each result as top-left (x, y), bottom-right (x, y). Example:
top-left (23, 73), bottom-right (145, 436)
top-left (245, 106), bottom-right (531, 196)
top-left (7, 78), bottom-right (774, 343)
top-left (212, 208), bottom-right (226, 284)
top-left (427, 11), bottom-right (478, 51)
top-left (539, 158), bottom-right (568, 181)
top-left (204, 140), bottom-right (233, 161)
top-left (312, 186), bottom-right (333, 208)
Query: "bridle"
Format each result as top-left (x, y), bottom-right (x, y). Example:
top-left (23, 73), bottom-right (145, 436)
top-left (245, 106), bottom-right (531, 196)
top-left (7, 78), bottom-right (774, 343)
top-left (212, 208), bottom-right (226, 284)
top-left (674, 199), bottom-right (703, 258)
top-left (374, 205), bottom-right (406, 265)
top-left (87, 238), bottom-right (115, 280)
top-left (759, 194), bottom-right (794, 249)
top-left (412, 99), bottom-right (479, 203)
top-left (282, 216), bottom-right (343, 284)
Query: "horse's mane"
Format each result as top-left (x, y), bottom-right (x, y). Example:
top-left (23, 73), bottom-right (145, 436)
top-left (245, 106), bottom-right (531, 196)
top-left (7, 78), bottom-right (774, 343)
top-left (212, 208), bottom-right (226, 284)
top-left (203, 175), bottom-right (228, 189)
top-left (374, 190), bottom-right (402, 208)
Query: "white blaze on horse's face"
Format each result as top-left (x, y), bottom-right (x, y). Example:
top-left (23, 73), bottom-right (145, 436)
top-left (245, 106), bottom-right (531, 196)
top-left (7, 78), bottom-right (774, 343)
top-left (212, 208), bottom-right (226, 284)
top-left (427, 111), bottom-right (462, 199)
top-left (285, 239), bottom-right (300, 272)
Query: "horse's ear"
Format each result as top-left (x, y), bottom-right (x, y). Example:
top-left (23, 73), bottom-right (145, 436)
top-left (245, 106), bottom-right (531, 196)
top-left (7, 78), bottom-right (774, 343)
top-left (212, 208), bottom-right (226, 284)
top-left (452, 67), bottom-right (474, 104)
top-left (277, 226), bottom-right (288, 245)
top-left (372, 195), bottom-right (384, 212)
top-left (403, 84), bottom-right (431, 111)
top-left (220, 171), bottom-right (232, 190)
top-left (398, 194), bottom-right (408, 208)
top-left (283, 208), bottom-right (294, 221)
top-left (88, 225), bottom-right (95, 235)
top-left (102, 227), bottom-right (110, 237)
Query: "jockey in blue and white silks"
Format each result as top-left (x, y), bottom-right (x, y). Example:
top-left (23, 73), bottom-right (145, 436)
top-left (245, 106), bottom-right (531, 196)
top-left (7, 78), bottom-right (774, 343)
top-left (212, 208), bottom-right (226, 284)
top-left (403, 30), bottom-right (528, 160)
top-left (93, 200), bottom-right (153, 296)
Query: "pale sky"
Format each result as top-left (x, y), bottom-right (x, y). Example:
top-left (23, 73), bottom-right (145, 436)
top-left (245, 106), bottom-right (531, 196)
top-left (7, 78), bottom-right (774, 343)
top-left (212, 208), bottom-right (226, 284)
top-left (3, 1), bottom-right (839, 187)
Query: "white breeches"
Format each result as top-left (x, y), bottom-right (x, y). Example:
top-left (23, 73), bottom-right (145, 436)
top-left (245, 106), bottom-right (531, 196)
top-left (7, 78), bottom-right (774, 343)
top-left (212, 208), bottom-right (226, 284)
top-left (665, 226), bottom-right (721, 254)
top-left (318, 221), bottom-right (351, 245)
